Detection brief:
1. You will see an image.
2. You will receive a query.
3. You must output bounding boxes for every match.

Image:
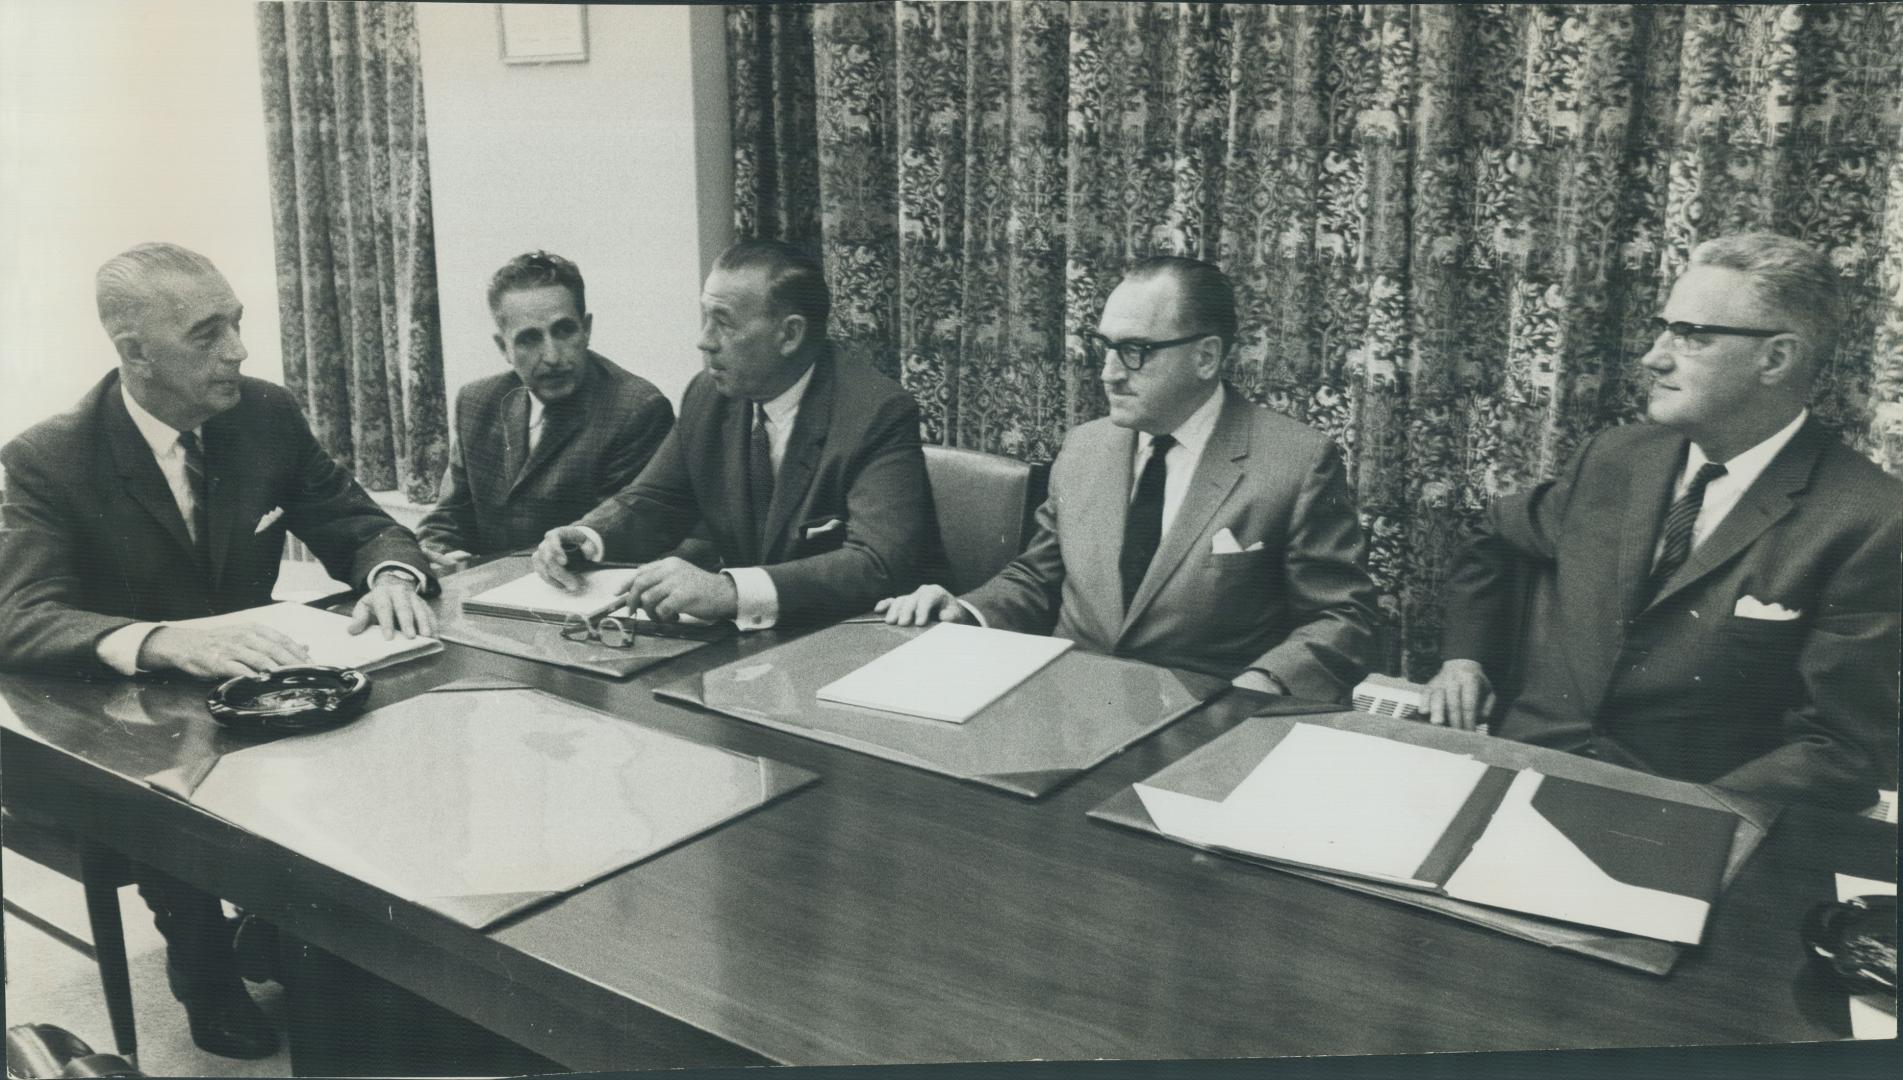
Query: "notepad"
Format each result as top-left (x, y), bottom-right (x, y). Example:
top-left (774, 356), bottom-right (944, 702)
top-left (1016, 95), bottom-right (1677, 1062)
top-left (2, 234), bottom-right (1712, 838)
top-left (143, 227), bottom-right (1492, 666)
top-left (170, 601), bottom-right (440, 672)
top-left (1134, 723), bottom-right (1739, 943)
top-left (463, 568), bottom-right (641, 623)
top-left (815, 623), bottom-right (1074, 724)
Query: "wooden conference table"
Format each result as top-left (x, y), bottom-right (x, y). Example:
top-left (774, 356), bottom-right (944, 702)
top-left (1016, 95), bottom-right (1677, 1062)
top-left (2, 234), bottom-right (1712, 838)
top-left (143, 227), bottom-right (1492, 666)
top-left (0, 624), bottom-right (1891, 1071)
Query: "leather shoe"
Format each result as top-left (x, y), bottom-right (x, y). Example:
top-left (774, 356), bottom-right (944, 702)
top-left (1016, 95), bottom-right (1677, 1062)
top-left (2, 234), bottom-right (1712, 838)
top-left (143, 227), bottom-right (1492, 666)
top-left (231, 914), bottom-right (282, 985)
top-left (166, 966), bottom-right (277, 1061)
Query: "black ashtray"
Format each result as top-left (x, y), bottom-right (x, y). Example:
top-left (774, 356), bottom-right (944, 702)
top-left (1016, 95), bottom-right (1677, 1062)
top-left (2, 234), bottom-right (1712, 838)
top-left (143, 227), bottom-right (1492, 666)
top-left (1802, 893), bottom-right (1897, 1001)
top-left (207, 666), bottom-right (372, 735)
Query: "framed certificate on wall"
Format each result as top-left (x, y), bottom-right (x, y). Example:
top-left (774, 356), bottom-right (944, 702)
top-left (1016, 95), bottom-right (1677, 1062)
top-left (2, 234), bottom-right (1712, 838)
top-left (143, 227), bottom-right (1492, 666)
top-left (497, 4), bottom-right (588, 65)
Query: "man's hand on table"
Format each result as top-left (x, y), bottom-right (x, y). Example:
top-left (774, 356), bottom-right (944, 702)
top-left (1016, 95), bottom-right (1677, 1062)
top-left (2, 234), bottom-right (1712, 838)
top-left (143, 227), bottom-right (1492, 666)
top-left (1425, 659), bottom-right (1494, 731)
top-left (626, 557), bottom-right (737, 623)
top-left (138, 624), bottom-right (310, 679)
top-left (347, 569), bottom-right (436, 640)
top-left (532, 525), bottom-right (597, 592)
top-left (874, 585), bottom-right (972, 627)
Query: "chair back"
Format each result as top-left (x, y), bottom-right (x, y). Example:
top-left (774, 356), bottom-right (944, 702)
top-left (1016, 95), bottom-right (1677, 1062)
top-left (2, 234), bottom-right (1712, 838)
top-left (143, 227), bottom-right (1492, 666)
top-left (922, 446), bottom-right (1048, 595)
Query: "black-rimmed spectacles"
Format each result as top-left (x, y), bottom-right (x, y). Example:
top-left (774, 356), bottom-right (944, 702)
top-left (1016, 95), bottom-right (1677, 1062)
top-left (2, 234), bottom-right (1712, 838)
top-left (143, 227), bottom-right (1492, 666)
top-left (1647, 317), bottom-right (1789, 351)
top-left (1080, 330), bottom-right (1216, 372)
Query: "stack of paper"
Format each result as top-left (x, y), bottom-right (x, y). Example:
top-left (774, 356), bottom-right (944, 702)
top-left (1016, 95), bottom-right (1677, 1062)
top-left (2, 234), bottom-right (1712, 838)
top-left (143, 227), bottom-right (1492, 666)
top-left (463, 568), bottom-right (640, 624)
top-left (816, 623), bottom-right (1074, 724)
top-left (169, 601), bottom-right (440, 672)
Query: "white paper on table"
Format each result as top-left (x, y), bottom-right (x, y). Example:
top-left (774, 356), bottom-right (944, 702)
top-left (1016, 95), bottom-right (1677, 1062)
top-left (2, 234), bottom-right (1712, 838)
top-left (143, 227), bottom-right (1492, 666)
top-left (1444, 770), bottom-right (1711, 944)
top-left (463, 568), bottom-right (641, 621)
top-left (1136, 724), bottom-right (1489, 885)
top-left (1835, 873), bottom-right (1897, 1040)
top-left (170, 601), bottom-right (439, 672)
top-left (815, 622), bottom-right (1073, 723)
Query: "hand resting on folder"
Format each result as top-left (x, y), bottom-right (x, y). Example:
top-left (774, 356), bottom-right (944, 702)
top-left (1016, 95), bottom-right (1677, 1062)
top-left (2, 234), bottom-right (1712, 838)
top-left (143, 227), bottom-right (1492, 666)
top-left (534, 527), bottom-right (740, 623)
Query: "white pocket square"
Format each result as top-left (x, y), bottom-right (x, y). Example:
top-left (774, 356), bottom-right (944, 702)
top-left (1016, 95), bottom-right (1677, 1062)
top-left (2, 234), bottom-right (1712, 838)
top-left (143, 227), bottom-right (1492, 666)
top-left (253, 507), bottom-right (286, 534)
top-left (801, 519), bottom-right (843, 539)
top-left (1734, 595), bottom-right (1800, 621)
top-left (1210, 528), bottom-right (1264, 554)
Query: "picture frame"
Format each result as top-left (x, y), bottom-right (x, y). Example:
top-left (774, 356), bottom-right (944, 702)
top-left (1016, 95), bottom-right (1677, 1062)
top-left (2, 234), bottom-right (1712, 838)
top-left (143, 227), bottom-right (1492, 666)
top-left (497, 4), bottom-right (588, 65)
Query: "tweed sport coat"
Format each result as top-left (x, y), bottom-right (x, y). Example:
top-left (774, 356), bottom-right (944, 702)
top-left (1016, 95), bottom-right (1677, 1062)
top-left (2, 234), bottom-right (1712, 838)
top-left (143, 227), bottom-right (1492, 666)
top-left (1442, 417), bottom-right (1903, 810)
top-left (418, 352), bottom-right (673, 557)
top-left (0, 370), bottom-right (432, 675)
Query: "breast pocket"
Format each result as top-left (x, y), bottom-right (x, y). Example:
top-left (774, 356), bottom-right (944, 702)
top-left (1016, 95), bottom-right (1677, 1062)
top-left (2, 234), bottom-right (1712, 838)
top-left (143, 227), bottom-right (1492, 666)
top-left (1714, 614), bottom-right (1807, 695)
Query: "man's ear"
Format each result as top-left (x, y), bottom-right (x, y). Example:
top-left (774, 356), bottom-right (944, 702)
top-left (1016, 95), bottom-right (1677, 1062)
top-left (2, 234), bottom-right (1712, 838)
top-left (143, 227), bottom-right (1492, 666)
top-left (1194, 335), bottom-right (1227, 381)
top-left (1759, 334), bottom-right (1806, 388)
top-left (493, 332), bottom-right (508, 357)
top-left (112, 332), bottom-right (144, 367)
top-left (581, 312), bottom-right (594, 339)
top-left (778, 313), bottom-right (809, 358)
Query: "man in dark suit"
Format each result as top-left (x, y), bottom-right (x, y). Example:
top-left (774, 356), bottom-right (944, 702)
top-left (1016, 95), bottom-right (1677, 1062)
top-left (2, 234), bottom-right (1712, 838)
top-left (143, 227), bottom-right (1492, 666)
top-left (0, 242), bottom-right (438, 1057)
top-left (878, 256), bottom-right (1381, 701)
top-left (532, 239), bottom-right (936, 627)
top-left (417, 252), bottom-right (673, 569)
top-left (1429, 233), bottom-right (1902, 811)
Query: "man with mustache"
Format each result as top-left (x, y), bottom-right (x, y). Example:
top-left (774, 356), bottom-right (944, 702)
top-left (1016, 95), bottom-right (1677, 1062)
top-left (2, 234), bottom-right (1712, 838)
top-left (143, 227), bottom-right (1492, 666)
top-left (1428, 232), bottom-right (1902, 811)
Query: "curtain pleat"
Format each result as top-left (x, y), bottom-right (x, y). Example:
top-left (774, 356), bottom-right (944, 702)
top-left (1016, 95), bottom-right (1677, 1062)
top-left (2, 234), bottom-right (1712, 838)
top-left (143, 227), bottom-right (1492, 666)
top-left (258, 1), bottom-right (446, 502)
top-left (733, 1), bottom-right (1903, 676)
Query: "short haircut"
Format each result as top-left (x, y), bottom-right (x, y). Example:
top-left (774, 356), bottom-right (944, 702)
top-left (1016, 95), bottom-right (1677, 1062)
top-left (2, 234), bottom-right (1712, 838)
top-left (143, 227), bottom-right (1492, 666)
top-left (1689, 232), bottom-right (1842, 366)
top-left (712, 239), bottom-right (831, 340)
top-left (1123, 255), bottom-right (1238, 348)
top-left (95, 242), bottom-right (221, 337)
top-left (487, 250), bottom-right (586, 318)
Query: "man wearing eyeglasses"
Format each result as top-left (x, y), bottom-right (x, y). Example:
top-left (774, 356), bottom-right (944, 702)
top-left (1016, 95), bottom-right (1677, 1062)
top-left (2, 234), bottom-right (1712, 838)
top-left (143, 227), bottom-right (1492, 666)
top-left (879, 255), bottom-right (1380, 701)
top-left (1429, 232), bottom-right (1901, 810)
top-left (417, 252), bottom-right (674, 571)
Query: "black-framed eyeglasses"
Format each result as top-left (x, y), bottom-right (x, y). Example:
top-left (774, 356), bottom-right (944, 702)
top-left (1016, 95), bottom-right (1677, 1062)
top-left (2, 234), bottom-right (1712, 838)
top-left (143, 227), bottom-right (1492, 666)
top-left (1647, 317), bottom-right (1789, 351)
top-left (1079, 330), bottom-right (1217, 372)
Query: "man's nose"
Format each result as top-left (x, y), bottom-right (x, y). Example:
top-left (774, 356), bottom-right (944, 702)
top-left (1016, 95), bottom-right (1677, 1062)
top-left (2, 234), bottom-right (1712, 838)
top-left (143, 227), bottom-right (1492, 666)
top-left (221, 327), bottom-right (246, 366)
top-left (1098, 349), bottom-right (1126, 386)
top-left (1639, 338), bottom-right (1672, 372)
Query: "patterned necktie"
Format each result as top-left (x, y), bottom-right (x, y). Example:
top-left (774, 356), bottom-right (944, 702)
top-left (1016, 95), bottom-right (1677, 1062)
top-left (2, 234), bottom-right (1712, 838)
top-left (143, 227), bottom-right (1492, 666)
top-left (177, 430), bottom-right (210, 556)
top-left (748, 404), bottom-right (775, 551)
top-left (1649, 461), bottom-right (1727, 594)
top-left (1120, 433), bottom-right (1177, 610)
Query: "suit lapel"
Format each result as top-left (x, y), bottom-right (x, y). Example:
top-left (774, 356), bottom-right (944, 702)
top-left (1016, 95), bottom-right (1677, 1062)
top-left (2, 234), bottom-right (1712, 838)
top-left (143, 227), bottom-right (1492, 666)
top-left (511, 398), bottom-right (581, 495)
top-left (500, 387), bottom-right (531, 489)
top-left (103, 381), bottom-right (199, 567)
top-left (1076, 425), bottom-right (1138, 636)
top-left (1618, 435), bottom-right (1684, 622)
top-left (761, 356), bottom-right (832, 563)
top-left (1646, 418), bottom-right (1820, 610)
top-left (1121, 391), bottom-right (1247, 634)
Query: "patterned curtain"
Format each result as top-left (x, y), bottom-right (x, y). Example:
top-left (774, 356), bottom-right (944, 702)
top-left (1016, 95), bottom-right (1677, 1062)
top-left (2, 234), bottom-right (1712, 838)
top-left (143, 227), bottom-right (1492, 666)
top-left (730, 2), bottom-right (1903, 677)
top-left (257, 1), bottom-right (447, 502)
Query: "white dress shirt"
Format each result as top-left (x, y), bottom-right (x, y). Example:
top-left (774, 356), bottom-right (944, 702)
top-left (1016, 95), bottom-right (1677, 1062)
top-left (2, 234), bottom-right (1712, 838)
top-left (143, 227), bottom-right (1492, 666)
top-left (572, 362), bottom-right (814, 631)
top-left (527, 393), bottom-right (548, 455)
top-left (1660, 409), bottom-right (1808, 562)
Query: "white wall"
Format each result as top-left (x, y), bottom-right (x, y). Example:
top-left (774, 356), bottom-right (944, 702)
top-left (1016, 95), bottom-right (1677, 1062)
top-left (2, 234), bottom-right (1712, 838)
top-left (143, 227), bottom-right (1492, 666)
top-left (419, 2), bottom-right (731, 408)
top-left (0, 0), bottom-right (283, 445)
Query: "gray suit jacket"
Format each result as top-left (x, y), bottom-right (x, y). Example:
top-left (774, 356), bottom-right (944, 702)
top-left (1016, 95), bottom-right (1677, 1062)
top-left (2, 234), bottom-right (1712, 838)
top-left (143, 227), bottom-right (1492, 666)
top-left (961, 389), bottom-right (1381, 700)
top-left (418, 352), bottom-right (672, 557)
top-left (1442, 418), bottom-right (1903, 809)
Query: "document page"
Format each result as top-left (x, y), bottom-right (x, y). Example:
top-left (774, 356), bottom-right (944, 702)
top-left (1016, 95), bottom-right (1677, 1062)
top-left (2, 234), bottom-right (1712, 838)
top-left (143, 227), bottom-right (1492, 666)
top-left (173, 601), bottom-right (440, 672)
top-left (1203, 724), bottom-right (1490, 883)
top-left (815, 622), bottom-right (1074, 723)
top-left (463, 568), bottom-right (640, 622)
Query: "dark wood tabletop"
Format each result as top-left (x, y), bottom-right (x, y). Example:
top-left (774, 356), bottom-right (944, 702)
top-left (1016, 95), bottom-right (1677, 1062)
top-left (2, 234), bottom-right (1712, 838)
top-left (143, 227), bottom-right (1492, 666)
top-left (1, 628), bottom-right (1891, 1070)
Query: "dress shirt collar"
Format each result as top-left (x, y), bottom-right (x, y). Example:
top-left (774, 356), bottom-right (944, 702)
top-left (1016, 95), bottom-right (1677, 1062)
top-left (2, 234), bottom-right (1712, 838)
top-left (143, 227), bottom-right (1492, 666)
top-left (1138, 381), bottom-right (1225, 460)
top-left (1684, 408), bottom-right (1807, 494)
top-left (120, 381), bottom-right (198, 456)
top-left (759, 361), bottom-right (815, 429)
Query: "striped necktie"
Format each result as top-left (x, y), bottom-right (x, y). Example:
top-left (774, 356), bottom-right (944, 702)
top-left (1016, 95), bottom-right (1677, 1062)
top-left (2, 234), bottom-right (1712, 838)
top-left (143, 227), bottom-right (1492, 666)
top-left (748, 404), bottom-right (775, 552)
top-left (177, 429), bottom-right (210, 557)
top-left (1648, 461), bottom-right (1727, 595)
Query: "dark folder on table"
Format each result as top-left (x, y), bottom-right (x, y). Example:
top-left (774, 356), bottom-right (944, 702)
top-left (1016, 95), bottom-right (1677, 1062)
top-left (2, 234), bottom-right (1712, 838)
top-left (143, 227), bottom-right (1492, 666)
top-left (1091, 711), bottom-right (1777, 974)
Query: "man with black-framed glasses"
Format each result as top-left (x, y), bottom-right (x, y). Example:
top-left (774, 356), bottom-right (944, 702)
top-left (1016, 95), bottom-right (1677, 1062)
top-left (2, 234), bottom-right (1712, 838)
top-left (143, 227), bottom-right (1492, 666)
top-left (1430, 232), bottom-right (1901, 810)
top-left (879, 255), bottom-right (1380, 701)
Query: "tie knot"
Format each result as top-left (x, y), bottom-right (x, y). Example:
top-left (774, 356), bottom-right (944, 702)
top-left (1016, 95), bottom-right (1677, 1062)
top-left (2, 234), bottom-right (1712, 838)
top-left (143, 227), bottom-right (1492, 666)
top-left (1149, 433), bottom-right (1177, 455)
top-left (177, 431), bottom-right (202, 454)
top-left (1689, 461), bottom-right (1727, 492)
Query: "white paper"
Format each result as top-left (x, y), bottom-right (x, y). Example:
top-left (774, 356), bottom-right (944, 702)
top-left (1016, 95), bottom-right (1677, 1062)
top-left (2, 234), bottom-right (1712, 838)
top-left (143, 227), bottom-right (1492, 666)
top-left (815, 623), bottom-right (1073, 724)
top-left (1444, 771), bottom-right (1711, 944)
top-left (171, 601), bottom-right (439, 672)
top-left (464, 568), bottom-right (640, 622)
top-left (1141, 724), bottom-right (1488, 884)
top-left (1835, 873), bottom-right (1897, 1040)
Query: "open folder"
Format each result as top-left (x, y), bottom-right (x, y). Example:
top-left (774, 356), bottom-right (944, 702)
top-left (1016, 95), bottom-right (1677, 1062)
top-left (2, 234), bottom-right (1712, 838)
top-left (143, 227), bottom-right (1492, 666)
top-left (815, 622), bottom-right (1074, 724)
top-left (1134, 723), bottom-right (1738, 944)
top-left (462, 568), bottom-right (641, 623)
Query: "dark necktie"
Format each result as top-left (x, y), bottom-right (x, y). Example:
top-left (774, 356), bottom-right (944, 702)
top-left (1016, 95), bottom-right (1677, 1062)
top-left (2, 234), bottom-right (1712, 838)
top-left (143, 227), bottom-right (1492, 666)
top-left (1648, 461), bottom-right (1727, 594)
top-left (1120, 433), bottom-right (1176, 610)
top-left (177, 430), bottom-right (210, 558)
top-left (748, 404), bottom-right (775, 551)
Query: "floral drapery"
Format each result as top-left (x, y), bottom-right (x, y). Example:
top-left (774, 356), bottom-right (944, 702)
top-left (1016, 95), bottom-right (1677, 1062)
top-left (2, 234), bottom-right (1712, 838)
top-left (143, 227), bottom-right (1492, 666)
top-left (729, 2), bottom-right (1903, 676)
top-left (258, 1), bottom-right (447, 502)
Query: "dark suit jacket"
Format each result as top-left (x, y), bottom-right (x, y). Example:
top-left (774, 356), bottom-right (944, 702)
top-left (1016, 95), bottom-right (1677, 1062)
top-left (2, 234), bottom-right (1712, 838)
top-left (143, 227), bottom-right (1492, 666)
top-left (0, 371), bottom-right (433, 676)
top-left (960, 389), bottom-right (1381, 700)
top-left (418, 352), bottom-right (673, 557)
top-left (578, 347), bottom-right (937, 625)
top-left (1442, 418), bottom-right (1903, 809)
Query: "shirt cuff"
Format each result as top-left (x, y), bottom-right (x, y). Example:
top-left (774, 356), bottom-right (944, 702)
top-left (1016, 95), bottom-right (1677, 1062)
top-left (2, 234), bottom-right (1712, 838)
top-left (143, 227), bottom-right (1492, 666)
top-left (368, 561), bottom-right (425, 592)
top-left (722, 567), bottom-right (779, 631)
top-left (573, 527), bottom-right (606, 563)
top-left (955, 598), bottom-right (989, 628)
top-left (97, 622), bottom-right (160, 676)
